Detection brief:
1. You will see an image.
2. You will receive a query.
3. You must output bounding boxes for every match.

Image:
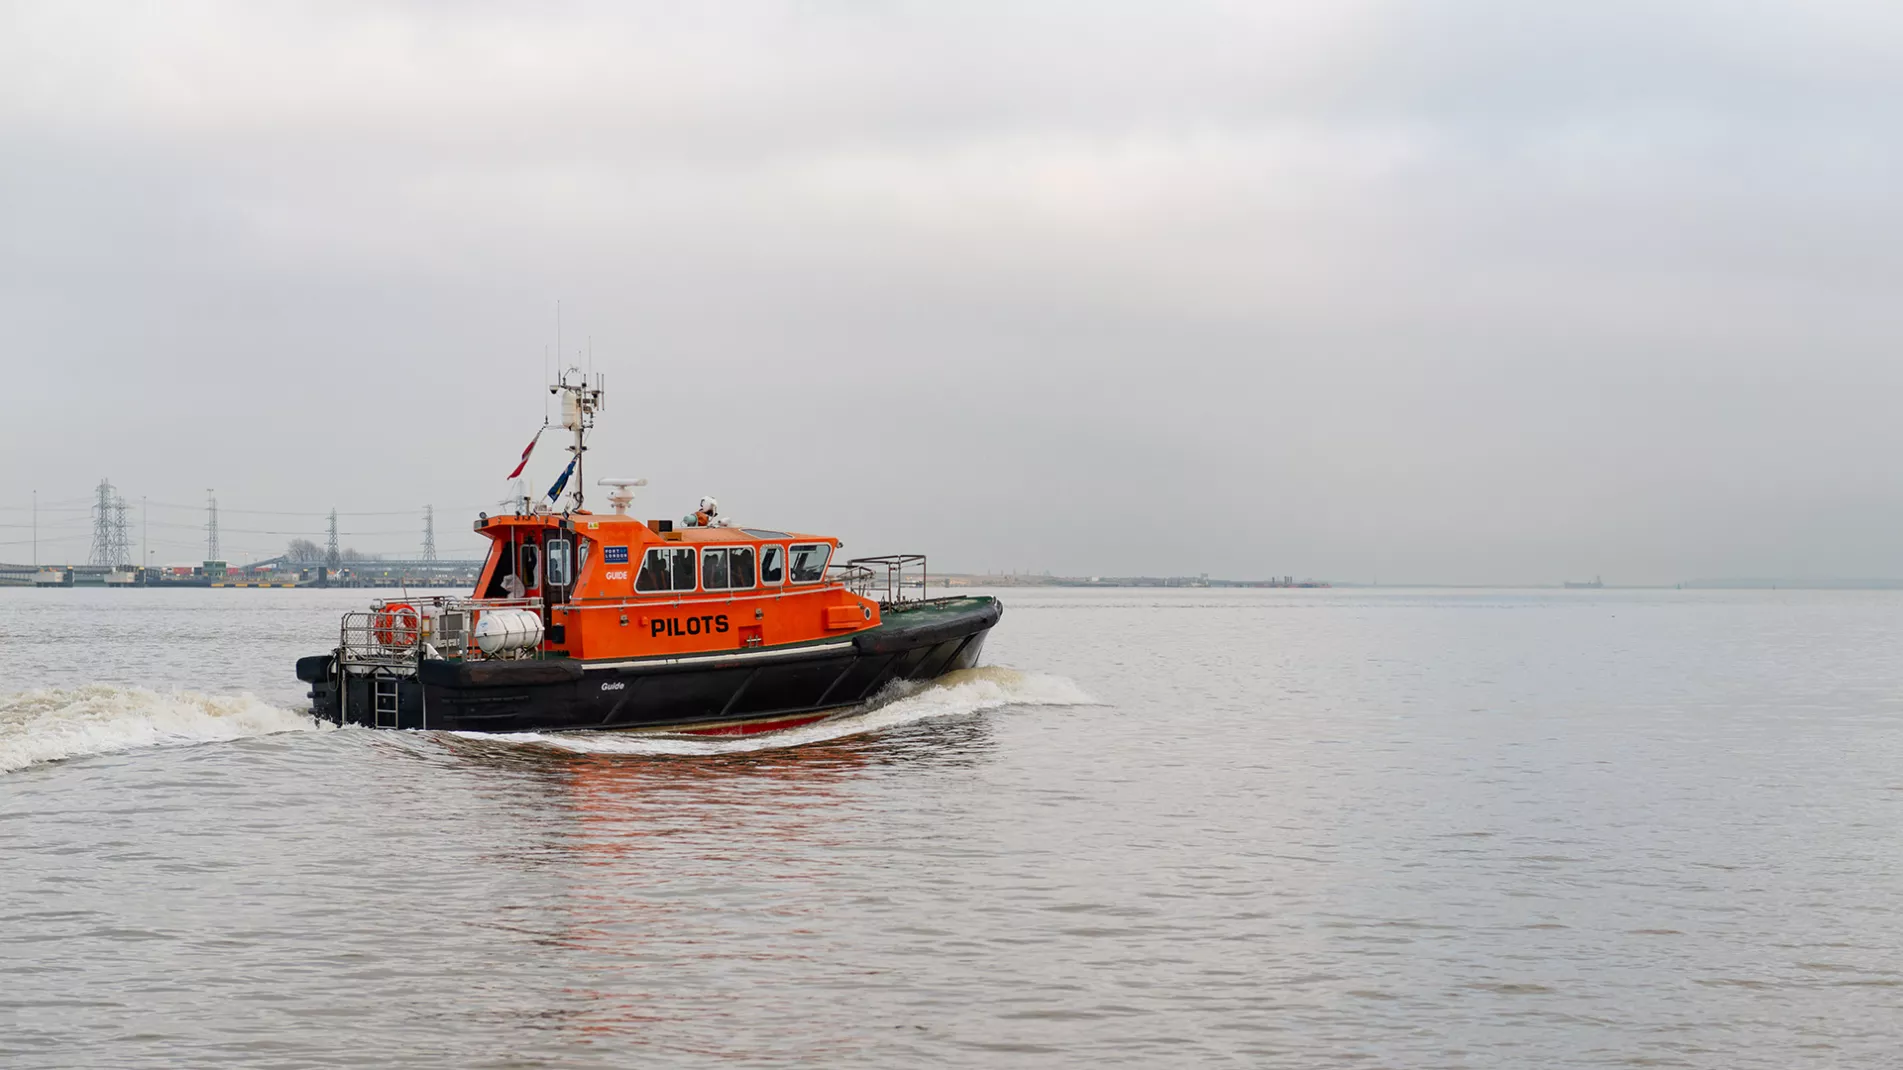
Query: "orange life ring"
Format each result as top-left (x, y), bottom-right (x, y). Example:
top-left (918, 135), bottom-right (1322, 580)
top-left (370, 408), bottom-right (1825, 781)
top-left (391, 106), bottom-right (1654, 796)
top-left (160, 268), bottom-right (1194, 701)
top-left (373, 603), bottom-right (420, 648)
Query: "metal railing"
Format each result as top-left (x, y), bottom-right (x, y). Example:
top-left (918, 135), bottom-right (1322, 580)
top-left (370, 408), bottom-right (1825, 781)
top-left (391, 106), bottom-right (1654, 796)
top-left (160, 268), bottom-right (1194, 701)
top-left (339, 611), bottom-right (428, 667)
top-left (337, 596), bottom-right (543, 668)
top-left (842, 554), bottom-right (928, 607)
top-left (830, 562), bottom-right (875, 598)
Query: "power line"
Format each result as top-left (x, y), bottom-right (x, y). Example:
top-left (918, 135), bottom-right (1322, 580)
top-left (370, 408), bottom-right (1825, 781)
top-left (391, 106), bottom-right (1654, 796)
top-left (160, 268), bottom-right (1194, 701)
top-left (132, 500), bottom-right (481, 517)
top-left (134, 519), bottom-right (421, 536)
top-left (6, 484), bottom-right (495, 562)
top-left (0, 505), bottom-right (91, 513)
top-left (0, 498), bottom-right (92, 511)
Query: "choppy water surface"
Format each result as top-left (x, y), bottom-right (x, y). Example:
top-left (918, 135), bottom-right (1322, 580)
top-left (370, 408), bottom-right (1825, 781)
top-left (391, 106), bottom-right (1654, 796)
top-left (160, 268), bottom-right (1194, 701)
top-left (5, 587), bottom-right (1903, 1067)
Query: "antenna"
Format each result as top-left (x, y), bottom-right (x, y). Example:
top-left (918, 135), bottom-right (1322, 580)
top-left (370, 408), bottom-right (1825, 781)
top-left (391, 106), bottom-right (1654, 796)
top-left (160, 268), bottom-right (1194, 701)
top-left (205, 490), bottom-right (219, 561)
top-left (325, 509), bottom-right (340, 569)
top-left (422, 505), bottom-right (438, 564)
top-left (550, 365), bottom-right (604, 512)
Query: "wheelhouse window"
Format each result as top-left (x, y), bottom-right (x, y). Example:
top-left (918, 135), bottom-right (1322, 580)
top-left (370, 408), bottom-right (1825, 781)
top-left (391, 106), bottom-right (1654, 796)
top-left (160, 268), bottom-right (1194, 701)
top-left (789, 543), bottom-right (830, 584)
top-left (546, 538), bottom-right (572, 587)
top-left (702, 546), bottom-right (757, 591)
top-left (636, 547), bottom-right (697, 593)
top-left (760, 545), bottom-right (784, 585)
top-left (636, 548), bottom-right (665, 592)
top-left (481, 535), bottom-right (522, 599)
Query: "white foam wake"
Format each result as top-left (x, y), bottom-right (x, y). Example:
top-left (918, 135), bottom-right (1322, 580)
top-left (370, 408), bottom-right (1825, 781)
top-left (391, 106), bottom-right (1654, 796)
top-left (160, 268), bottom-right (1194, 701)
top-left (469, 666), bottom-right (1097, 756)
top-left (0, 685), bottom-right (320, 774)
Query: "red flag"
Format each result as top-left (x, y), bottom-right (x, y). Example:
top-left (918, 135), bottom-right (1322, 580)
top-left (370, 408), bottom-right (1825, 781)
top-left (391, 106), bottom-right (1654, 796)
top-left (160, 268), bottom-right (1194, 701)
top-left (506, 428), bottom-right (543, 479)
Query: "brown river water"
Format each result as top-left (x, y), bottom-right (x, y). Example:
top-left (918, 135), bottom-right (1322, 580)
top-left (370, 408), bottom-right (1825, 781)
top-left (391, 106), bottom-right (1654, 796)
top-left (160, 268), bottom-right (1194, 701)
top-left (3, 586), bottom-right (1902, 1067)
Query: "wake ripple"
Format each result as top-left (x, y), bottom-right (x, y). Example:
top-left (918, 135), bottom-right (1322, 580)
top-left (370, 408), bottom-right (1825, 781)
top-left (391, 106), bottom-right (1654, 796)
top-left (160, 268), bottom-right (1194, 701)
top-left (467, 666), bottom-right (1096, 756)
top-left (0, 685), bottom-right (320, 774)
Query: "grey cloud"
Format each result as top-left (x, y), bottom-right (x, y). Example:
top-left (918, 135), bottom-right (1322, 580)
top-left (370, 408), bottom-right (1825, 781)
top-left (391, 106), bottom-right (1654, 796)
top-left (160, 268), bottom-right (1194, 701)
top-left (2, 2), bottom-right (1899, 582)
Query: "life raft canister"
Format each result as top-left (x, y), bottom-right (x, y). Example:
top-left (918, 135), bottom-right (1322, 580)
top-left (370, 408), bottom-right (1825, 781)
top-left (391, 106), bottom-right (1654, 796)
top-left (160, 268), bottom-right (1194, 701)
top-left (373, 603), bottom-right (421, 648)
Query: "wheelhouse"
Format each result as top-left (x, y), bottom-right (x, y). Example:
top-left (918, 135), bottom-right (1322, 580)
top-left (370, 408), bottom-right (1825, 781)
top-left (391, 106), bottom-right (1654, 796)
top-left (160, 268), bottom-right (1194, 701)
top-left (462, 511), bottom-right (856, 661)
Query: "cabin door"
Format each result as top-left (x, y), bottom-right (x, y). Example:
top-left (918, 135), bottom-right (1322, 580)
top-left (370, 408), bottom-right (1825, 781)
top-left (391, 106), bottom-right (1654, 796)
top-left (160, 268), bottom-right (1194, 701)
top-left (544, 536), bottom-right (574, 607)
top-left (541, 535), bottom-right (583, 644)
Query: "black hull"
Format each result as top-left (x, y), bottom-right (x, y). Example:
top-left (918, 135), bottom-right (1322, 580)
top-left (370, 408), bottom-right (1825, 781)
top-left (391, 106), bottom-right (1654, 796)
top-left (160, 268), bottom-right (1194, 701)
top-left (296, 597), bottom-right (1000, 734)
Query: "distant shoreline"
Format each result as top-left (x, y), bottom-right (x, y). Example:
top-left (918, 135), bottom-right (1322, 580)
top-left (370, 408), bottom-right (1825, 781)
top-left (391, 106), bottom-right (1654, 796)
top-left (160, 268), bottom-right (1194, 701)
top-left (940, 574), bottom-right (1329, 589)
top-left (10, 567), bottom-right (1903, 593)
top-left (941, 575), bottom-right (1903, 591)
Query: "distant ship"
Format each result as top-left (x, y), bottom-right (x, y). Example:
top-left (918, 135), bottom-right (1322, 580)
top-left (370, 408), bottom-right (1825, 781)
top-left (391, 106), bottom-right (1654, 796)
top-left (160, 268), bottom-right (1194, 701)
top-left (1563, 576), bottom-right (1604, 589)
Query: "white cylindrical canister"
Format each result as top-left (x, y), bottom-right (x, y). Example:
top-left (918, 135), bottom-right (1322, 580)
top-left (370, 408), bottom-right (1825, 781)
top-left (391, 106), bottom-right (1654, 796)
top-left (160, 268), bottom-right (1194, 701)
top-left (473, 608), bottom-right (546, 655)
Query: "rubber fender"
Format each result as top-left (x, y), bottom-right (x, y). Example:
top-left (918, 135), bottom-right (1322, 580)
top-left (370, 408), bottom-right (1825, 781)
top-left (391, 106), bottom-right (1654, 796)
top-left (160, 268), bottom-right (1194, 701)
top-left (420, 658), bottom-right (586, 689)
top-left (852, 599), bottom-right (1002, 655)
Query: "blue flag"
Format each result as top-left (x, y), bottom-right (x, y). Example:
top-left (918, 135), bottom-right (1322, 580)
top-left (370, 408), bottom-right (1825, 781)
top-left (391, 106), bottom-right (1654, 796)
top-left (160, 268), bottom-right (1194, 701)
top-left (546, 457), bottom-right (577, 503)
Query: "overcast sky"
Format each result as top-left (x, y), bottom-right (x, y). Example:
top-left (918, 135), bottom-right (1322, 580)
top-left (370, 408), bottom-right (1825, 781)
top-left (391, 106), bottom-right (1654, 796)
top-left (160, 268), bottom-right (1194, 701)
top-left (3, 2), bottom-right (1900, 583)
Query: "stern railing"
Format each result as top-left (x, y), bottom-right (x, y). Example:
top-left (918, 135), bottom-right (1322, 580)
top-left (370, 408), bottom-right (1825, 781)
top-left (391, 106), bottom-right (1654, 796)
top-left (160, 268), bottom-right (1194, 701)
top-left (338, 596), bottom-right (544, 669)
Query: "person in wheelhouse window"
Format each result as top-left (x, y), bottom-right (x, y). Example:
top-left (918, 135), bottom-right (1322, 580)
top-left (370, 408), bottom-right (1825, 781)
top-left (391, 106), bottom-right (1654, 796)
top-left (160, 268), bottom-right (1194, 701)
top-left (518, 542), bottom-right (541, 595)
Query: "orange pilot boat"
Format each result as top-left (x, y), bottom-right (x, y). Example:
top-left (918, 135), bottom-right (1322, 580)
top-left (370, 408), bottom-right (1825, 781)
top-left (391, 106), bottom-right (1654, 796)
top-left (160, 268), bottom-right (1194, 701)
top-left (295, 370), bottom-right (1001, 735)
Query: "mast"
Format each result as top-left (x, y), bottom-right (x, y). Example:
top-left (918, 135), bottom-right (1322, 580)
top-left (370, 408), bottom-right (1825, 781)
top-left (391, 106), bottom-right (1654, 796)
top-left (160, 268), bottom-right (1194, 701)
top-left (551, 366), bottom-right (604, 512)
